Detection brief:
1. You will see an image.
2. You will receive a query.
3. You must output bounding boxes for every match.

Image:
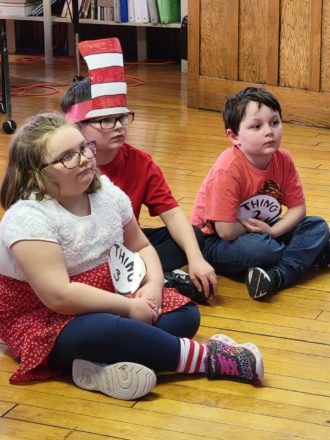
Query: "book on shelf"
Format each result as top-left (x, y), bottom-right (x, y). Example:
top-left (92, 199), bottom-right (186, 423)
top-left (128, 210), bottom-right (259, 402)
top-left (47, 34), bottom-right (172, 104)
top-left (120, 0), bottom-right (128, 22)
top-left (60, 0), bottom-right (68, 16)
top-left (60, 0), bottom-right (117, 20)
top-left (71, 0), bottom-right (84, 18)
top-left (127, 0), bottom-right (134, 22)
top-left (81, 0), bottom-right (91, 17)
top-left (156, 0), bottom-right (180, 24)
top-left (0, 0), bottom-right (36, 3)
top-left (140, 0), bottom-right (149, 22)
top-left (60, 0), bottom-right (73, 17)
top-left (60, 0), bottom-right (72, 17)
top-left (97, 0), bottom-right (113, 21)
top-left (0, 0), bottom-right (41, 16)
top-left (113, 0), bottom-right (120, 21)
top-left (133, 0), bottom-right (149, 23)
top-left (90, 0), bottom-right (97, 18)
top-left (30, 0), bottom-right (60, 16)
top-left (147, 0), bottom-right (159, 24)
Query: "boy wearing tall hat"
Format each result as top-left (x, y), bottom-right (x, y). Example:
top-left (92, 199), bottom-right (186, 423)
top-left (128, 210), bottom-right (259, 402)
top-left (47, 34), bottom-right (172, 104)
top-left (61, 38), bottom-right (216, 303)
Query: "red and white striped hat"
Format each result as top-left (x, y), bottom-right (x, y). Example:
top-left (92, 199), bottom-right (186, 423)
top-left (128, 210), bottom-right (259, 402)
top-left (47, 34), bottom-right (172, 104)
top-left (66, 37), bottom-right (129, 123)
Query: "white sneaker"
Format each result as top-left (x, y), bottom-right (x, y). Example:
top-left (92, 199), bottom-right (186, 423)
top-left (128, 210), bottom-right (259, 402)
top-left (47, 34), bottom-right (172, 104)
top-left (72, 360), bottom-right (157, 400)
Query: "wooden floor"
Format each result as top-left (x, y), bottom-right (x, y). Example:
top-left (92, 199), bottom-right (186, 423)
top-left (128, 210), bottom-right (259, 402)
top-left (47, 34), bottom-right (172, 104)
top-left (0, 56), bottom-right (330, 440)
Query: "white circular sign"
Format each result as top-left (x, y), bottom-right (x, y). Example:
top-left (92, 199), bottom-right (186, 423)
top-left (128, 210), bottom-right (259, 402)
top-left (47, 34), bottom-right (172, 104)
top-left (108, 242), bottom-right (147, 295)
top-left (237, 194), bottom-right (281, 224)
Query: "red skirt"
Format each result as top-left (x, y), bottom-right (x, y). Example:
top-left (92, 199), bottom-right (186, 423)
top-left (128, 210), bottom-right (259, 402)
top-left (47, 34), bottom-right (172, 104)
top-left (0, 262), bottom-right (191, 383)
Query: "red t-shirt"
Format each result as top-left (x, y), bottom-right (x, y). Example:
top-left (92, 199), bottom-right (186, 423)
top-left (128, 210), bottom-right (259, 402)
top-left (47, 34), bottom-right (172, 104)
top-left (98, 143), bottom-right (178, 221)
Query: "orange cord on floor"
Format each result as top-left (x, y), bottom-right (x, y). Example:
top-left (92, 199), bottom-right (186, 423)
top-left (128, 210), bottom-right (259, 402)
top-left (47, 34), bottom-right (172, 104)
top-left (2, 56), bottom-right (176, 96)
top-left (10, 83), bottom-right (68, 97)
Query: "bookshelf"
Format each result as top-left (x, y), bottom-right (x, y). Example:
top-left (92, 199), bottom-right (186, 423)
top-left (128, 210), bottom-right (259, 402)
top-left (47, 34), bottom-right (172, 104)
top-left (2, 0), bottom-right (187, 66)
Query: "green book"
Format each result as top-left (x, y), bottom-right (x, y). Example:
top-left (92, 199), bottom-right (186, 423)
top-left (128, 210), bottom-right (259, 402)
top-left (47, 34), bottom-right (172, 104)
top-left (156, 0), bottom-right (180, 24)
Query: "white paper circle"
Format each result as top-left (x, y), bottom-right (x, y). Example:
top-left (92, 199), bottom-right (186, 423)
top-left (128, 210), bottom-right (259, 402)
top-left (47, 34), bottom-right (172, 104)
top-left (108, 242), bottom-right (147, 295)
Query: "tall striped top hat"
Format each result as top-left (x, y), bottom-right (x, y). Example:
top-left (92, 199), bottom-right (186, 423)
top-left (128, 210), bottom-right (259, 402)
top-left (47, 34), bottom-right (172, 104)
top-left (66, 38), bottom-right (129, 123)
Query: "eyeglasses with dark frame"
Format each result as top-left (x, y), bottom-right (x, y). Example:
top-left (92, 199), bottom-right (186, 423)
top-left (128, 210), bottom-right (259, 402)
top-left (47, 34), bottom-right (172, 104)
top-left (41, 140), bottom-right (97, 170)
top-left (84, 112), bottom-right (135, 130)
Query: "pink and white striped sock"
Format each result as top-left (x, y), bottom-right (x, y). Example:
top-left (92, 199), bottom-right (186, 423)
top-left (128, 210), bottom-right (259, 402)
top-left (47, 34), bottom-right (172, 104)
top-left (176, 338), bottom-right (207, 374)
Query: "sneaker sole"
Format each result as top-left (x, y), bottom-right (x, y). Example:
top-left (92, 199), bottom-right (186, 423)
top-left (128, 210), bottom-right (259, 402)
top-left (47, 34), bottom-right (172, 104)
top-left (72, 360), bottom-right (157, 400)
top-left (209, 335), bottom-right (264, 380)
top-left (246, 268), bottom-right (272, 299)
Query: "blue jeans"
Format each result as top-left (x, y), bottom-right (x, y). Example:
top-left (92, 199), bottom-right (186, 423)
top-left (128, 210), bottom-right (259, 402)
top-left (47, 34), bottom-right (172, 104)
top-left (203, 216), bottom-right (329, 288)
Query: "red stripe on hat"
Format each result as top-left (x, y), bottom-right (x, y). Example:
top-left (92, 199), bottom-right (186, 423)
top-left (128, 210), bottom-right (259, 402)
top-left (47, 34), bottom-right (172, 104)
top-left (91, 95), bottom-right (127, 110)
top-left (90, 66), bottom-right (126, 84)
top-left (79, 38), bottom-right (122, 57)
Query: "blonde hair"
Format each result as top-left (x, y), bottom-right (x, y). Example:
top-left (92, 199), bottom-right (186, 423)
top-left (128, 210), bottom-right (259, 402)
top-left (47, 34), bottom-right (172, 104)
top-left (0, 111), bottom-right (101, 210)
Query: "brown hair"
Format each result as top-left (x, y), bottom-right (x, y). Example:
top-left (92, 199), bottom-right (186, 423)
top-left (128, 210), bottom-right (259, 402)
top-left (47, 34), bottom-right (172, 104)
top-left (0, 111), bottom-right (101, 210)
top-left (60, 77), bottom-right (91, 113)
top-left (222, 87), bottom-right (282, 135)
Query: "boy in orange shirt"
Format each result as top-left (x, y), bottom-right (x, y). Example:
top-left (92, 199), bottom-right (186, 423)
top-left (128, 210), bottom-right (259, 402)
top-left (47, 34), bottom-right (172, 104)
top-left (192, 87), bottom-right (329, 299)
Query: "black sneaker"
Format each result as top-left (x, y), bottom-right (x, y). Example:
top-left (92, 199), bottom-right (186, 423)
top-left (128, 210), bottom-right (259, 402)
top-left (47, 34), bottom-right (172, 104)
top-left (313, 240), bottom-right (330, 267)
top-left (164, 270), bottom-right (207, 304)
top-left (245, 267), bottom-right (281, 299)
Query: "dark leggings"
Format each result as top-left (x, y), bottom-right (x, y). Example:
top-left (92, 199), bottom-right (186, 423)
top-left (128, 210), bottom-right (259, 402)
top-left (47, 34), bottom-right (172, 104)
top-left (47, 302), bottom-right (200, 372)
top-left (143, 225), bottom-right (205, 272)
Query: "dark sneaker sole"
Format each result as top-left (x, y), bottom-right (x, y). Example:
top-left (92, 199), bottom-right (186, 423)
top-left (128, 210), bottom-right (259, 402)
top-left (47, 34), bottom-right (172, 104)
top-left (245, 268), bottom-right (273, 299)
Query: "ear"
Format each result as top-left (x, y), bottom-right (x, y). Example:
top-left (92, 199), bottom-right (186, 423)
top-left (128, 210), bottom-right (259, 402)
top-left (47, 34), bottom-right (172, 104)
top-left (226, 129), bottom-right (240, 146)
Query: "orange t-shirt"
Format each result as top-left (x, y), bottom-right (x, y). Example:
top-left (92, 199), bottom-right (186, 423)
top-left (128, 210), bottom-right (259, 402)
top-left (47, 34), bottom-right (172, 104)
top-left (191, 146), bottom-right (305, 230)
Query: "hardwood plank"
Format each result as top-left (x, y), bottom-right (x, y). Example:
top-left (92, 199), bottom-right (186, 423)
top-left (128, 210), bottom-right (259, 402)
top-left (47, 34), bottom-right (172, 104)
top-left (0, 401), bottom-right (15, 416)
top-left (163, 371), bottom-right (330, 406)
top-left (0, 418), bottom-right (74, 439)
top-left (317, 311), bottom-right (330, 321)
top-left (136, 395), bottom-right (330, 439)
top-left (0, 370), bottom-right (133, 408)
top-left (200, 304), bottom-right (330, 335)
top-left (201, 313), bottom-right (330, 346)
top-left (3, 403), bottom-right (319, 440)
top-left (0, 418), bottom-right (120, 439)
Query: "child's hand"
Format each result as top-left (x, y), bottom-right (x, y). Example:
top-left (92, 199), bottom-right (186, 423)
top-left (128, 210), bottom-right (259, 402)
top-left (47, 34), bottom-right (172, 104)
top-left (242, 218), bottom-right (273, 235)
top-left (189, 258), bottom-right (218, 299)
top-left (128, 297), bottom-right (159, 324)
top-left (135, 282), bottom-right (162, 316)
